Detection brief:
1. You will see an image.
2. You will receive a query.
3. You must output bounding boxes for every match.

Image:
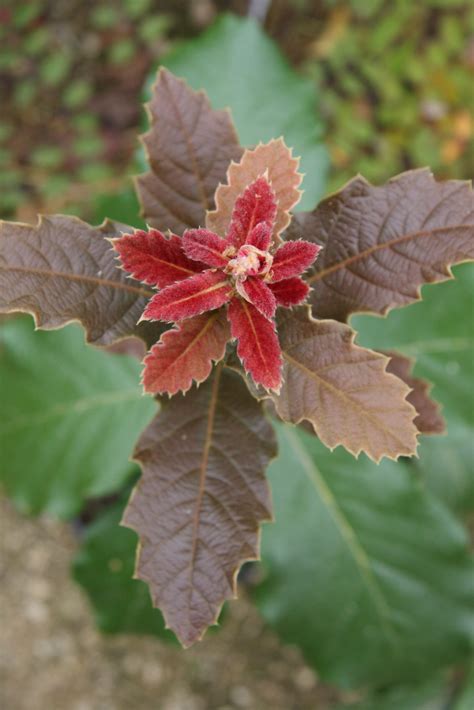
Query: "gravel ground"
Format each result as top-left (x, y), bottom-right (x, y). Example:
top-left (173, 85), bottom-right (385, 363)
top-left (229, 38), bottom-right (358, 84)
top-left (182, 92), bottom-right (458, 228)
top-left (0, 498), bottom-right (344, 710)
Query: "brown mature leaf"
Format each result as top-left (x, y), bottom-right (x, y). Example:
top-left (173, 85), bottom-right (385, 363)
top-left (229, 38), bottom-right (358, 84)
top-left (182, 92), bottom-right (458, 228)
top-left (123, 366), bottom-right (276, 647)
top-left (136, 68), bottom-right (243, 235)
top-left (269, 308), bottom-right (418, 462)
top-left (291, 170), bottom-right (474, 321)
top-left (0, 215), bottom-right (162, 347)
top-left (207, 138), bottom-right (303, 241)
top-left (383, 350), bottom-right (445, 435)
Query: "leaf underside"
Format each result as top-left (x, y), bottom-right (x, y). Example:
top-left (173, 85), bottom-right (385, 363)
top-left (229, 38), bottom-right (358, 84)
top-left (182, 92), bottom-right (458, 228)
top-left (122, 367), bottom-right (276, 647)
top-left (0, 215), bottom-right (161, 347)
top-left (207, 138), bottom-right (302, 241)
top-left (288, 170), bottom-right (474, 321)
top-left (136, 68), bottom-right (243, 235)
top-left (383, 350), bottom-right (445, 435)
top-left (270, 308), bottom-right (418, 462)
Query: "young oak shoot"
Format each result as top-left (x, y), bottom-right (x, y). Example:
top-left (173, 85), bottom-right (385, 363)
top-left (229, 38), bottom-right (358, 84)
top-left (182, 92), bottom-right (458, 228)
top-left (0, 68), bottom-right (472, 647)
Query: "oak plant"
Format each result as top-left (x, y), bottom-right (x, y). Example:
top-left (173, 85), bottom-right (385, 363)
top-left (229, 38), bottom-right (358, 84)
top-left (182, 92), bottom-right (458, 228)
top-left (0, 69), bottom-right (472, 648)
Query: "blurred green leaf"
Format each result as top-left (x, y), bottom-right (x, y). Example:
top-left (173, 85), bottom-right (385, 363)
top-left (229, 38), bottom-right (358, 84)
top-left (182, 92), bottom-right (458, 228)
top-left (352, 264), bottom-right (474, 512)
top-left (337, 674), bottom-right (449, 709)
top-left (40, 53), bottom-right (72, 86)
top-left (124, 0), bottom-right (152, 19)
top-left (158, 14), bottom-right (328, 210)
top-left (14, 79), bottom-right (36, 108)
top-left (93, 187), bottom-right (145, 229)
top-left (63, 79), bottom-right (93, 109)
top-left (139, 14), bottom-right (172, 44)
top-left (13, 2), bottom-right (41, 28)
top-left (78, 163), bottom-right (113, 182)
top-left (90, 6), bottom-right (121, 30)
top-left (256, 424), bottom-right (474, 688)
top-left (108, 39), bottom-right (136, 65)
top-left (72, 114), bottom-right (100, 134)
top-left (73, 493), bottom-right (174, 639)
top-left (73, 135), bottom-right (104, 159)
top-left (0, 319), bottom-right (156, 517)
top-left (31, 145), bottom-right (64, 169)
top-left (23, 27), bottom-right (51, 56)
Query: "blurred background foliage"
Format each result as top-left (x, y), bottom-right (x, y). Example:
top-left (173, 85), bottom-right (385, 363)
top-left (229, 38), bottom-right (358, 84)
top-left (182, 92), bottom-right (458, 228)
top-left (1, 0), bottom-right (472, 220)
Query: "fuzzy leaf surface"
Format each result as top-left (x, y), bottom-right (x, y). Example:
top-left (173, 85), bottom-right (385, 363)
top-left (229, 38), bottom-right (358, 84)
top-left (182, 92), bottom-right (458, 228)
top-left (269, 277), bottom-right (309, 307)
top-left (122, 368), bottom-right (275, 647)
top-left (256, 425), bottom-right (474, 687)
top-left (182, 228), bottom-right (229, 267)
top-left (352, 263), bottom-right (474, 512)
top-left (225, 176), bottom-right (277, 248)
top-left (142, 311), bottom-right (230, 395)
top-left (271, 308), bottom-right (418, 462)
top-left (143, 269), bottom-right (233, 323)
top-left (207, 139), bottom-right (302, 241)
top-left (161, 14), bottom-right (328, 209)
top-left (297, 170), bottom-right (474, 321)
top-left (0, 319), bottom-right (156, 517)
top-left (0, 215), bottom-right (160, 347)
top-left (228, 297), bottom-right (282, 392)
top-left (136, 68), bottom-right (242, 234)
top-left (383, 351), bottom-right (445, 435)
top-left (112, 229), bottom-right (204, 288)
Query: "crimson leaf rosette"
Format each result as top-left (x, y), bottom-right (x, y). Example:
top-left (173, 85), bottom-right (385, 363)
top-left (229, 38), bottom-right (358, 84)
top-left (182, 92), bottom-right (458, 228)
top-left (113, 175), bottom-right (320, 394)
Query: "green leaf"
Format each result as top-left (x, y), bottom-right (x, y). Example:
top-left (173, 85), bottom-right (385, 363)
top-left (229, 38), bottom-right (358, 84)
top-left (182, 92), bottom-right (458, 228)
top-left (0, 318), bottom-right (156, 517)
top-left (352, 263), bottom-right (474, 512)
top-left (255, 424), bottom-right (474, 688)
top-left (337, 675), bottom-right (449, 710)
top-left (73, 494), bottom-right (174, 639)
top-left (93, 188), bottom-right (145, 230)
top-left (159, 14), bottom-right (328, 210)
top-left (455, 660), bottom-right (474, 710)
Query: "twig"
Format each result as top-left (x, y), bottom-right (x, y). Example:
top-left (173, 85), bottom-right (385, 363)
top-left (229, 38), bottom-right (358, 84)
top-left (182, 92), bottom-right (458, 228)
top-left (247, 0), bottom-right (272, 23)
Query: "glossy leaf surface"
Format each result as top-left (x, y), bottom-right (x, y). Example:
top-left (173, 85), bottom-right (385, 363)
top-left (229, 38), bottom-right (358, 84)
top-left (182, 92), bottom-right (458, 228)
top-left (0, 319), bottom-right (155, 517)
top-left (256, 425), bottom-right (474, 687)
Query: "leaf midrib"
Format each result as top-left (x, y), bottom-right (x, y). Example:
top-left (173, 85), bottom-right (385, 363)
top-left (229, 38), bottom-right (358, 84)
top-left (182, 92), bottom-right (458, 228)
top-left (307, 224), bottom-right (473, 284)
top-left (1, 265), bottom-right (153, 298)
top-left (283, 427), bottom-right (400, 650)
top-left (281, 350), bottom-right (411, 454)
top-left (187, 363), bottom-right (223, 607)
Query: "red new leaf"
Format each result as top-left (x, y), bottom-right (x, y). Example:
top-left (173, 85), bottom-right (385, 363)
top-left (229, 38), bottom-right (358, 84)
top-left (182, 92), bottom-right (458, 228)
top-left (207, 138), bottom-right (302, 242)
top-left (112, 229), bottom-right (203, 288)
top-left (226, 177), bottom-right (277, 247)
top-left (247, 222), bottom-right (272, 251)
top-left (182, 228), bottom-right (230, 267)
top-left (143, 269), bottom-right (233, 322)
top-left (237, 277), bottom-right (276, 320)
top-left (271, 240), bottom-right (322, 282)
top-left (269, 277), bottom-right (310, 307)
top-left (142, 311), bottom-right (230, 395)
top-left (228, 297), bottom-right (282, 391)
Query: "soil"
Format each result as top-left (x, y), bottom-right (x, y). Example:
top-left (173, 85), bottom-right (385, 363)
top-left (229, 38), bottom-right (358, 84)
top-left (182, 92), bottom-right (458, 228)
top-left (0, 498), bottom-right (345, 710)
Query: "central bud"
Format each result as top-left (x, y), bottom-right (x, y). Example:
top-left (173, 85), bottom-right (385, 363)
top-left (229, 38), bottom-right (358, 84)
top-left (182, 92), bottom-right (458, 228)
top-left (226, 244), bottom-right (273, 281)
